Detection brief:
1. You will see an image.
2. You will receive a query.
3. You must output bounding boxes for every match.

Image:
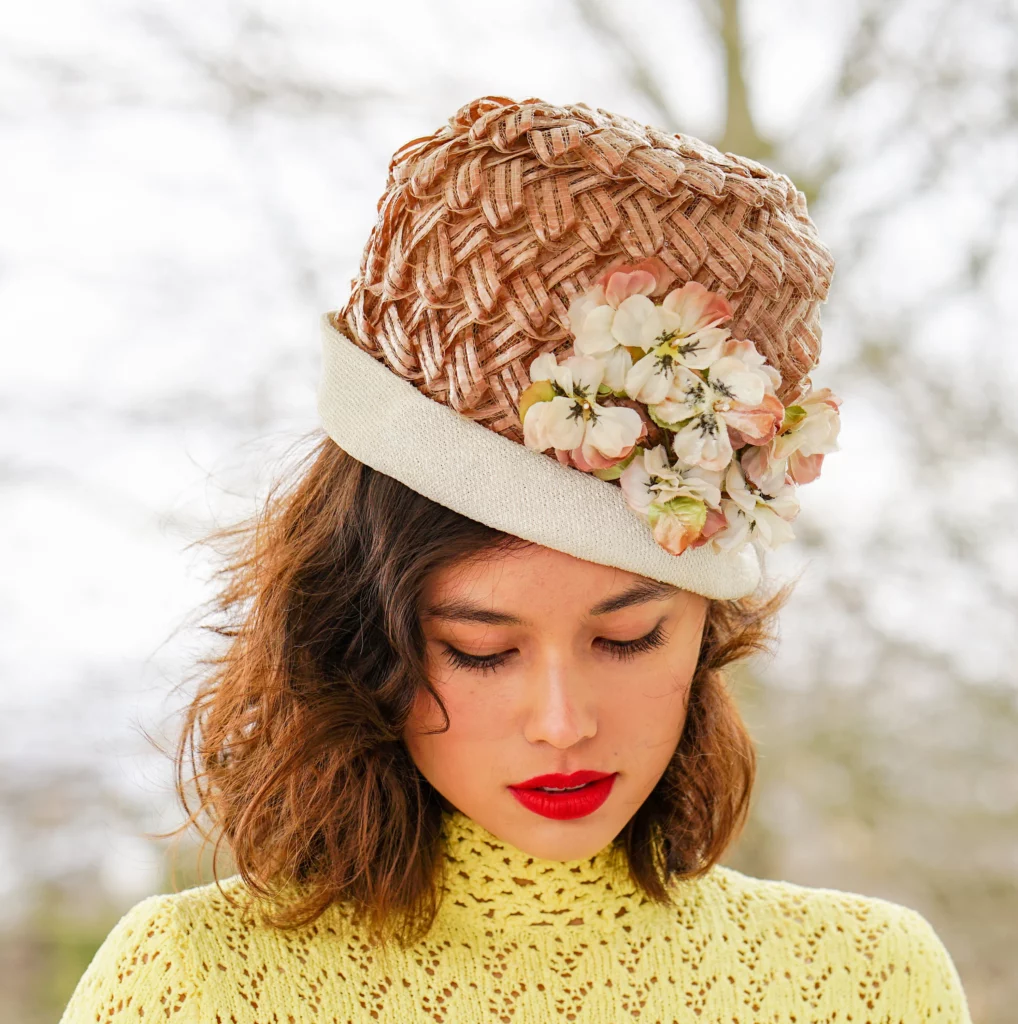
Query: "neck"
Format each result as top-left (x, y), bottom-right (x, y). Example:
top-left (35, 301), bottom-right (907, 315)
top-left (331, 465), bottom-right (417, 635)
top-left (436, 810), bottom-right (653, 933)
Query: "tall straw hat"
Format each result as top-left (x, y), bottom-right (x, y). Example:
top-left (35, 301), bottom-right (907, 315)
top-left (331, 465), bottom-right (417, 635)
top-left (317, 95), bottom-right (837, 599)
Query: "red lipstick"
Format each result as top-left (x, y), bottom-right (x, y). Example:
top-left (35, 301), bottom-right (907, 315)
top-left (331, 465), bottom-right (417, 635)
top-left (508, 770), bottom-right (617, 820)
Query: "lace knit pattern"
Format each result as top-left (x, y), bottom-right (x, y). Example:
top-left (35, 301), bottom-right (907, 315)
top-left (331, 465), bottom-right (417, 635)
top-left (61, 812), bottom-right (970, 1023)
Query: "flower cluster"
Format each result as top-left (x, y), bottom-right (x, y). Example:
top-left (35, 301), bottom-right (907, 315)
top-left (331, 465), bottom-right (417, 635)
top-left (519, 258), bottom-right (842, 558)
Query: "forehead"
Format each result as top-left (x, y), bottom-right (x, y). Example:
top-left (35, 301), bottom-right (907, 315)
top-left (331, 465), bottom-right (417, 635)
top-left (424, 543), bottom-right (632, 595)
top-left (420, 543), bottom-right (692, 625)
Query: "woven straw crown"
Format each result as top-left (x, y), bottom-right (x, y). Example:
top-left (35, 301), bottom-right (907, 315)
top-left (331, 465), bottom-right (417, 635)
top-left (334, 95), bottom-right (835, 443)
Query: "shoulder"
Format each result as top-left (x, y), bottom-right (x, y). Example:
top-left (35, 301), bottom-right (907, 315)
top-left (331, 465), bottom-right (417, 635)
top-left (58, 876), bottom-right (279, 1023)
top-left (692, 865), bottom-right (972, 1021)
top-left (59, 888), bottom-right (199, 1022)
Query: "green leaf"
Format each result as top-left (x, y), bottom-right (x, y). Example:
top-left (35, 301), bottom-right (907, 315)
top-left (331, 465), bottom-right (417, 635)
top-left (781, 404), bottom-right (807, 430)
top-left (647, 405), bottom-right (688, 431)
top-left (518, 380), bottom-right (556, 424)
top-left (647, 496), bottom-right (707, 532)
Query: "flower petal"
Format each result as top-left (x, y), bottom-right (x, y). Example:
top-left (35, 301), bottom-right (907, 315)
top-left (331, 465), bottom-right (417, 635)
top-left (563, 354), bottom-right (605, 396)
top-left (681, 467), bottom-right (724, 508)
top-left (723, 394), bottom-right (784, 446)
top-left (637, 307), bottom-right (683, 349)
top-left (740, 442), bottom-right (787, 494)
top-left (577, 437), bottom-right (641, 471)
top-left (605, 268), bottom-right (657, 308)
top-left (662, 282), bottom-right (732, 333)
top-left (723, 461), bottom-right (757, 513)
top-left (524, 396), bottom-right (585, 451)
top-left (672, 416), bottom-right (734, 472)
top-left (573, 304), bottom-right (618, 356)
top-left (643, 443), bottom-right (672, 477)
top-left (711, 501), bottom-right (752, 553)
top-left (677, 327), bottom-right (729, 370)
top-left (720, 337), bottom-right (782, 393)
top-left (752, 506), bottom-right (797, 550)
top-left (649, 498), bottom-right (707, 555)
top-left (566, 285), bottom-right (606, 336)
top-left (708, 356), bottom-right (766, 407)
top-left (690, 505), bottom-right (728, 547)
top-left (528, 352), bottom-right (559, 383)
top-left (610, 294), bottom-right (657, 346)
top-left (600, 345), bottom-right (634, 393)
top-left (620, 450), bottom-right (654, 514)
top-left (624, 351), bottom-right (675, 404)
top-left (518, 379), bottom-right (556, 426)
top-left (788, 450), bottom-right (824, 484)
top-left (587, 404), bottom-right (644, 457)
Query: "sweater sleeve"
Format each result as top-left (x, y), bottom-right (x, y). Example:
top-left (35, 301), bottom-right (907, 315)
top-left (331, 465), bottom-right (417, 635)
top-left (897, 905), bottom-right (972, 1023)
top-left (58, 892), bottom-right (199, 1023)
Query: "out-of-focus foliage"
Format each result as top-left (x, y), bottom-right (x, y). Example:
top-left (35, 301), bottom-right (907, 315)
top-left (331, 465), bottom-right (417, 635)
top-left (1, 1), bottom-right (1015, 1021)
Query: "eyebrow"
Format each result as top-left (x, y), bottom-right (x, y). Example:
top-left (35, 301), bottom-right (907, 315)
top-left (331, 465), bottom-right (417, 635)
top-left (423, 579), bottom-right (677, 626)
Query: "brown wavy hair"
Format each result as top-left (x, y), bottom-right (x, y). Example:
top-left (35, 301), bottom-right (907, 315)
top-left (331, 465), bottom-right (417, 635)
top-left (175, 433), bottom-right (791, 942)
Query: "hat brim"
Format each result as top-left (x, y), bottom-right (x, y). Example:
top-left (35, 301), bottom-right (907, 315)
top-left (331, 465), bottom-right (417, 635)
top-left (317, 312), bottom-right (761, 600)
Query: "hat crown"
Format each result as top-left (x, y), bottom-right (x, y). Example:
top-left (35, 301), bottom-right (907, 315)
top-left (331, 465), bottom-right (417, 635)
top-left (337, 95), bottom-right (834, 441)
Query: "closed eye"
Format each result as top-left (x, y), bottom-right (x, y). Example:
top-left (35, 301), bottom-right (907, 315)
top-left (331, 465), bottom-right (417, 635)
top-left (440, 619), bottom-right (669, 675)
top-left (597, 620), bottom-right (668, 661)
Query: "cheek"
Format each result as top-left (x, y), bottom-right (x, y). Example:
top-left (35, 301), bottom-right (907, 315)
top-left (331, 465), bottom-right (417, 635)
top-left (404, 678), bottom-right (515, 782)
top-left (600, 655), bottom-right (695, 753)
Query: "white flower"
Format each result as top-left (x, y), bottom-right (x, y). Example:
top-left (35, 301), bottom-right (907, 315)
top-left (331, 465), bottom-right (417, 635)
top-left (772, 386), bottom-right (842, 484)
top-left (569, 297), bottom-right (644, 393)
top-left (721, 336), bottom-right (781, 391)
top-left (619, 445), bottom-right (725, 555)
top-left (711, 459), bottom-right (799, 555)
top-left (523, 353), bottom-right (644, 464)
top-left (620, 444), bottom-right (724, 513)
top-left (566, 265), bottom-right (663, 394)
top-left (651, 357), bottom-right (782, 472)
top-left (622, 283), bottom-right (733, 404)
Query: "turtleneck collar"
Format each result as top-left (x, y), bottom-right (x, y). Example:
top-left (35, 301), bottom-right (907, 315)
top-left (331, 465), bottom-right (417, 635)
top-left (436, 810), bottom-right (671, 934)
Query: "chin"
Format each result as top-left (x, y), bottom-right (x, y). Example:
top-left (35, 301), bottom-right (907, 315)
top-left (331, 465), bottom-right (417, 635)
top-left (499, 809), bottom-right (625, 862)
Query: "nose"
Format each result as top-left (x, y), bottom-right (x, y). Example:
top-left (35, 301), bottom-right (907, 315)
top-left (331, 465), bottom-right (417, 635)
top-left (522, 659), bottom-right (598, 749)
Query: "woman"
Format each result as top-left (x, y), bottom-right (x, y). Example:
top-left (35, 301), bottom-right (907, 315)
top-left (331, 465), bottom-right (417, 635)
top-left (60, 95), bottom-right (971, 1022)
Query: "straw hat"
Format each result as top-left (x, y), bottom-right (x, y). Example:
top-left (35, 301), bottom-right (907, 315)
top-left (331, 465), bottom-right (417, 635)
top-left (317, 96), bottom-right (837, 599)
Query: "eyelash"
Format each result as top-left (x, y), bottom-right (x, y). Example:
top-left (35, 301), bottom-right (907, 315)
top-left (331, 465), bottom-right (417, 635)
top-left (441, 621), bottom-right (669, 675)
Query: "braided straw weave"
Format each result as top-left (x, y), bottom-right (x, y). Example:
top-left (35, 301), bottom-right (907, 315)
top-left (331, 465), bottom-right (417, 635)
top-left (335, 95), bottom-right (835, 443)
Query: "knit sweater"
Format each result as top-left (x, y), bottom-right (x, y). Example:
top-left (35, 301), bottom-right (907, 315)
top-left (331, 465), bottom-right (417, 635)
top-left (61, 811), bottom-right (971, 1023)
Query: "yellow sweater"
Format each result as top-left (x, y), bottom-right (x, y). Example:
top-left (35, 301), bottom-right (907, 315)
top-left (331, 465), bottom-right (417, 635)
top-left (61, 811), bottom-right (971, 1023)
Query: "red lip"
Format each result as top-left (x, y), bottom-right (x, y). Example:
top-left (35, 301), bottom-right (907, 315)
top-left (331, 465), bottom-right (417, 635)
top-left (508, 770), bottom-right (617, 820)
top-left (511, 770), bottom-right (614, 790)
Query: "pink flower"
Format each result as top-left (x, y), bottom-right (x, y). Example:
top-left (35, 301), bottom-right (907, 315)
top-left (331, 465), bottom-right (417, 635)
top-left (709, 460), bottom-right (800, 556)
top-left (772, 386), bottom-right (842, 482)
top-left (660, 281), bottom-right (732, 335)
top-left (738, 384), bottom-right (842, 488)
top-left (595, 257), bottom-right (671, 307)
top-left (689, 506), bottom-right (728, 549)
top-left (739, 441), bottom-right (789, 495)
top-left (650, 508), bottom-right (703, 556)
top-left (620, 445), bottom-right (724, 555)
top-left (788, 451), bottom-right (824, 484)
top-left (724, 392), bottom-right (785, 448)
top-left (622, 283), bottom-right (735, 405)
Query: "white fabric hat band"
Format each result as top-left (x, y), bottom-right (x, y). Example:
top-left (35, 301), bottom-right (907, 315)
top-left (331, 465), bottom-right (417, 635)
top-left (316, 312), bottom-right (761, 600)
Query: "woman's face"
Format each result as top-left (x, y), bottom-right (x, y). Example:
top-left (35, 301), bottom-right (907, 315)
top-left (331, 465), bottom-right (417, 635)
top-left (404, 543), bottom-right (708, 862)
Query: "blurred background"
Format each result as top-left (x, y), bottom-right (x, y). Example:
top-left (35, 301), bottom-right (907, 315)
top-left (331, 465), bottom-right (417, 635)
top-left (2, 0), bottom-right (1016, 1020)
